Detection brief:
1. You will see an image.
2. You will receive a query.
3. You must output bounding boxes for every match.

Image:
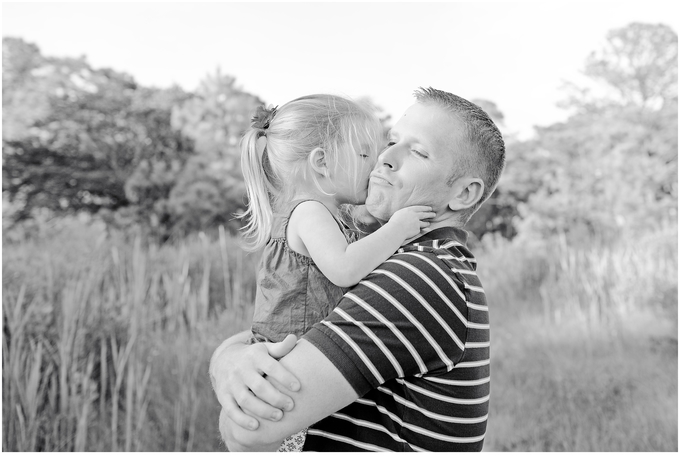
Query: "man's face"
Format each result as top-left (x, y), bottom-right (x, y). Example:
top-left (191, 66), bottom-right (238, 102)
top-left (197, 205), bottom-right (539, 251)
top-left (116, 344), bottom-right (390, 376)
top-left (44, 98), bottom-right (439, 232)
top-left (366, 102), bottom-right (463, 222)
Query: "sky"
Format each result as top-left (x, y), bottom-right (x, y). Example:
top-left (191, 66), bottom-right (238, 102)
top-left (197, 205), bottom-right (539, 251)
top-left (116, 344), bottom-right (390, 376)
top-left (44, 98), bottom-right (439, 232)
top-left (2, 1), bottom-right (679, 138)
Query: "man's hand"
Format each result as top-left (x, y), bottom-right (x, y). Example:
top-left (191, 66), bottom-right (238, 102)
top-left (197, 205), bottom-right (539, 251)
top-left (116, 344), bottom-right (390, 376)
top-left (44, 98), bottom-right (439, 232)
top-left (209, 332), bottom-right (300, 431)
top-left (218, 338), bottom-right (359, 451)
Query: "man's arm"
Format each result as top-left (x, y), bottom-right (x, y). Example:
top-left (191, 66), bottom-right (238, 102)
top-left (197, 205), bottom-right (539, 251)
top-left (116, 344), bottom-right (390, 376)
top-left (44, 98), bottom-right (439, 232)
top-left (213, 246), bottom-right (475, 451)
top-left (220, 338), bottom-right (359, 451)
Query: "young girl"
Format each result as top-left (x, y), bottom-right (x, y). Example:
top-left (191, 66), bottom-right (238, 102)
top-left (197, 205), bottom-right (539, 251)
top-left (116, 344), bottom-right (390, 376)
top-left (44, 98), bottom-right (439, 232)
top-left (239, 94), bottom-right (433, 451)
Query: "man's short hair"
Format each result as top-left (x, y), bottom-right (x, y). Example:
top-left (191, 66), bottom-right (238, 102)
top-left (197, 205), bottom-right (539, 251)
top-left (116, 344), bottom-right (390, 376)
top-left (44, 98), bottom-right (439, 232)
top-left (413, 87), bottom-right (506, 223)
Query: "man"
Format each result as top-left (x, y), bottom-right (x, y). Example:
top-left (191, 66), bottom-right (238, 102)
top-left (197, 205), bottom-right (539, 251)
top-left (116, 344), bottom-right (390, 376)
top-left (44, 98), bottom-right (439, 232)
top-left (209, 87), bottom-right (505, 451)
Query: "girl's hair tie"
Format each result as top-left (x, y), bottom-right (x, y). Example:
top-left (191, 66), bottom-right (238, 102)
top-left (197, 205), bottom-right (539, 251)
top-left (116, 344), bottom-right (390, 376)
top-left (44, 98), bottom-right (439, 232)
top-left (251, 105), bottom-right (279, 130)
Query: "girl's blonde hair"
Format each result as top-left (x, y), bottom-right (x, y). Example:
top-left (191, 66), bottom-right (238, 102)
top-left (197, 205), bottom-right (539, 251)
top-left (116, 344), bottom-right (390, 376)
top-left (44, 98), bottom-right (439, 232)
top-left (239, 94), bottom-right (383, 251)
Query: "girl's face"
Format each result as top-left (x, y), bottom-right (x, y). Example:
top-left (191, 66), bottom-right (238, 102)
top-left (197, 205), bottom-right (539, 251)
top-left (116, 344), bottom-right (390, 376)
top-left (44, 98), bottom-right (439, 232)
top-left (330, 140), bottom-right (378, 206)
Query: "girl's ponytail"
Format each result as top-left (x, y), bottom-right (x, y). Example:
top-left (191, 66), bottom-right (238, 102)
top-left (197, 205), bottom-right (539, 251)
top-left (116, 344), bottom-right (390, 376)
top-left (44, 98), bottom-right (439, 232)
top-left (239, 127), bottom-right (274, 251)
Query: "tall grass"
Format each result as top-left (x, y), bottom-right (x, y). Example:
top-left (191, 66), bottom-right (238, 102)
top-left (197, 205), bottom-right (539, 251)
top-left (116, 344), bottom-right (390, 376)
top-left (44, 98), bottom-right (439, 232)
top-left (2, 216), bottom-right (677, 451)
top-left (478, 224), bottom-right (678, 451)
top-left (2, 217), bottom-right (259, 451)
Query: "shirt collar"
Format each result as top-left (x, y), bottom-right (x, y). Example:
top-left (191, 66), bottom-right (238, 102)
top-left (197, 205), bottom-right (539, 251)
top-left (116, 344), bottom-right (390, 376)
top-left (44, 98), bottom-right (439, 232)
top-left (413, 226), bottom-right (469, 246)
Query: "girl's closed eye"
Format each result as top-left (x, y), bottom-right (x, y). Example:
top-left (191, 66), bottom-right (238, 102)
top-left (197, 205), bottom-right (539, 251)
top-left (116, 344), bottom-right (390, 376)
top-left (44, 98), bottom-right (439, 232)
top-left (412, 149), bottom-right (428, 158)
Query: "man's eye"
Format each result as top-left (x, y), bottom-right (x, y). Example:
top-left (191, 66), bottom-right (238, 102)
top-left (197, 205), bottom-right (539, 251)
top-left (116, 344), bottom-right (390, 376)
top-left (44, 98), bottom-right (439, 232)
top-left (359, 154), bottom-right (370, 159)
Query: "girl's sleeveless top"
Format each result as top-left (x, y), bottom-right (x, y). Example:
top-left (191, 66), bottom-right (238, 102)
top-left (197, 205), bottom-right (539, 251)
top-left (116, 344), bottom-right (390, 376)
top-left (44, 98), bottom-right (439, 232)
top-left (250, 199), bottom-right (359, 343)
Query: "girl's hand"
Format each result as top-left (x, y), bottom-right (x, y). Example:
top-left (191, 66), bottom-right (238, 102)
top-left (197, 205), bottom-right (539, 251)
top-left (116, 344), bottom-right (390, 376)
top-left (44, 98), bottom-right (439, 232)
top-left (387, 206), bottom-right (436, 240)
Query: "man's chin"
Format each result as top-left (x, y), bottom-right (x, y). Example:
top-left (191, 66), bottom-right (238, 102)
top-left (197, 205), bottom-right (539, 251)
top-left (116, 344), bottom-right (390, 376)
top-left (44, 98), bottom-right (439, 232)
top-left (364, 200), bottom-right (392, 225)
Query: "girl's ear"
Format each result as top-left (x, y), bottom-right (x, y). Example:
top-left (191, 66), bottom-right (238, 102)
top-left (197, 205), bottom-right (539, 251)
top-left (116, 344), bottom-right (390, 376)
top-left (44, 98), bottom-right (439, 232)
top-left (308, 148), bottom-right (327, 177)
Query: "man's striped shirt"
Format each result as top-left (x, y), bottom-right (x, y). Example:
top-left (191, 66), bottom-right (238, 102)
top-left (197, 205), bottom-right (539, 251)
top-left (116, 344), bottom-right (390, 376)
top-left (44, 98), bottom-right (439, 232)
top-left (302, 227), bottom-right (490, 452)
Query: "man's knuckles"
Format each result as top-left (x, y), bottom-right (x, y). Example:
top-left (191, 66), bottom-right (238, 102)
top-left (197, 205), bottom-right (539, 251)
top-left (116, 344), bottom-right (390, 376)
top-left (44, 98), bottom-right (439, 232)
top-left (258, 360), bottom-right (278, 378)
top-left (235, 388), bottom-right (254, 404)
top-left (249, 379), bottom-right (271, 397)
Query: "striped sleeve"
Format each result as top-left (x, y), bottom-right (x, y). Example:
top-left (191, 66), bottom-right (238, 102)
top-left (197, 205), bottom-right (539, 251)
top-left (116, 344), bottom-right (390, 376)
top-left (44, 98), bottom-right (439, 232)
top-left (303, 250), bottom-right (468, 396)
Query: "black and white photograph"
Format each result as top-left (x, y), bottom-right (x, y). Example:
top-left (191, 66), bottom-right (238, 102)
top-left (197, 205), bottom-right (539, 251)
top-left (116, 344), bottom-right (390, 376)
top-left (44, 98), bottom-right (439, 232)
top-left (1, 0), bottom-right (677, 457)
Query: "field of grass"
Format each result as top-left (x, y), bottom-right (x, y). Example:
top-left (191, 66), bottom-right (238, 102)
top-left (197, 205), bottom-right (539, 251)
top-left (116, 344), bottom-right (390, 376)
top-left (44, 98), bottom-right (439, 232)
top-left (479, 228), bottom-right (678, 451)
top-left (2, 216), bottom-right (677, 451)
top-left (3, 217), bottom-right (256, 451)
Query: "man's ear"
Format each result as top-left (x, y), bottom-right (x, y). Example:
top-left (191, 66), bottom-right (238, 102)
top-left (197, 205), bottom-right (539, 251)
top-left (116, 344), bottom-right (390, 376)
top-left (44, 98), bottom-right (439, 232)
top-left (308, 148), bottom-right (327, 177)
top-left (448, 177), bottom-right (485, 211)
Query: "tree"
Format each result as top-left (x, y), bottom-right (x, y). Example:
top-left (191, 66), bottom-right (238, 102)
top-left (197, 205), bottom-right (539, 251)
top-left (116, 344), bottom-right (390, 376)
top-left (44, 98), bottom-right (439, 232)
top-left (2, 37), bottom-right (51, 142)
top-left (2, 39), bottom-right (271, 239)
top-left (481, 23), bottom-right (678, 244)
top-left (172, 68), bottom-right (262, 164)
top-left (2, 38), bottom-right (194, 232)
top-left (563, 22), bottom-right (678, 111)
top-left (165, 156), bottom-right (246, 238)
top-left (513, 87), bottom-right (676, 242)
top-left (167, 69), bottom-right (263, 236)
top-left (511, 113), bottom-right (673, 241)
top-left (116, 86), bottom-right (195, 237)
top-left (2, 44), bottom-right (142, 221)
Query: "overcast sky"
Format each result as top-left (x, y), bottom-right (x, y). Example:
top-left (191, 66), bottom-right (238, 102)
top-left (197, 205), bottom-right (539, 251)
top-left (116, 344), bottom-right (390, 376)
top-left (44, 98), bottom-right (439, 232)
top-left (2, 1), bottom-right (678, 138)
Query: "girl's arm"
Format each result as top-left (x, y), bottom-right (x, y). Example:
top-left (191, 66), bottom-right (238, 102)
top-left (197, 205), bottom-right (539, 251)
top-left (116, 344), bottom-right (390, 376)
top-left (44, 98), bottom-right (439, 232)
top-left (288, 201), bottom-right (434, 287)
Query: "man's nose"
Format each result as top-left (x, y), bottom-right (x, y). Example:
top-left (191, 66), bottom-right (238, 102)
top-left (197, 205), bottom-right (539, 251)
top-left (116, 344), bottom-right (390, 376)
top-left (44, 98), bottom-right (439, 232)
top-left (377, 147), bottom-right (396, 170)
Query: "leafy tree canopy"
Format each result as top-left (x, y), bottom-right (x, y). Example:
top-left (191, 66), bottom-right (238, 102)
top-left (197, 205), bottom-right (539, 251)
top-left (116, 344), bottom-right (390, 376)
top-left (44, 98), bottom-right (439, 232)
top-left (2, 38), bottom-right (263, 241)
top-left (4, 23), bottom-right (676, 247)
